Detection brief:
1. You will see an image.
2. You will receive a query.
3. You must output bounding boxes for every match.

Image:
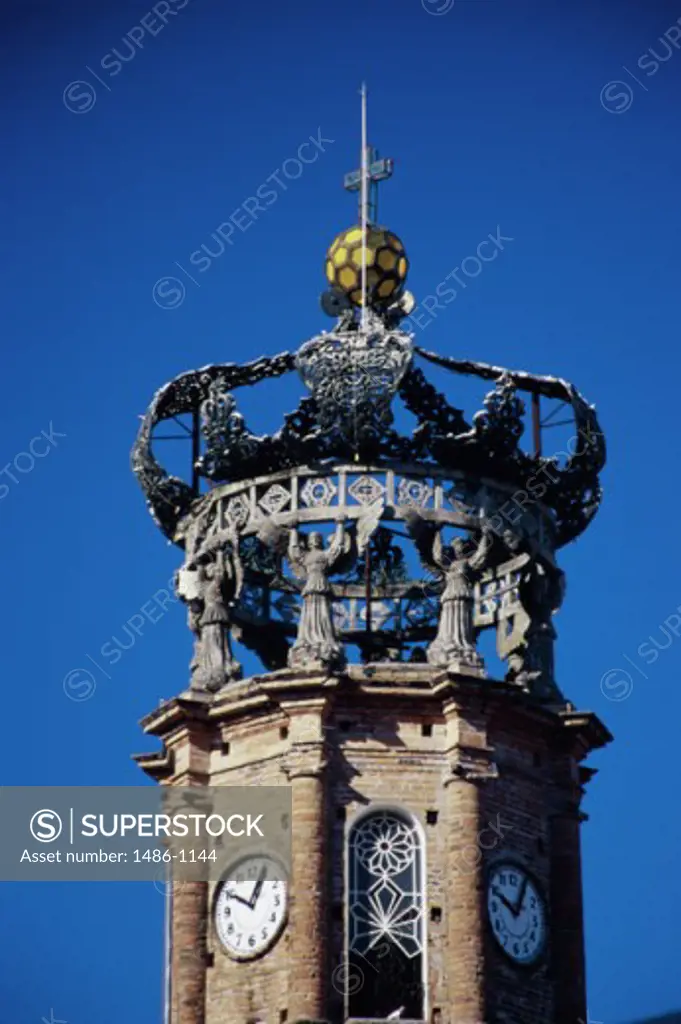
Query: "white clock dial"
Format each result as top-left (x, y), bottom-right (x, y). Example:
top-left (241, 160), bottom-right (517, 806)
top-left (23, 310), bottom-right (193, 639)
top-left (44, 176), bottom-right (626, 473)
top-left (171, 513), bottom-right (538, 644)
top-left (487, 864), bottom-right (546, 965)
top-left (214, 854), bottom-right (288, 960)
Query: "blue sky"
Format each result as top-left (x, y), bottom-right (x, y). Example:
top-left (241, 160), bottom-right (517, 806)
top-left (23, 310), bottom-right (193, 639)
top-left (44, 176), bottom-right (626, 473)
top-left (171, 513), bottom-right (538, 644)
top-left (1, 0), bottom-right (681, 1021)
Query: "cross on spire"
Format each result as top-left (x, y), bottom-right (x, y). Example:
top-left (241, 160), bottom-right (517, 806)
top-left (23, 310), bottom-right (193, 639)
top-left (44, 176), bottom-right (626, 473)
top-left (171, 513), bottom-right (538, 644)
top-left (343, 86), bottom-right (393, 226)
top-left (343, 149), bottom-right (394, 224)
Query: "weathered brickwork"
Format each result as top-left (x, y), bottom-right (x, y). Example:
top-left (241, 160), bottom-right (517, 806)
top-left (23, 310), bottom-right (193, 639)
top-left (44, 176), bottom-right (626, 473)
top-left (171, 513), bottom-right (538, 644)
top-left (171, 880), bottom-right (209, 1024)
top-left (138, 669), bottom-right (609, 1024)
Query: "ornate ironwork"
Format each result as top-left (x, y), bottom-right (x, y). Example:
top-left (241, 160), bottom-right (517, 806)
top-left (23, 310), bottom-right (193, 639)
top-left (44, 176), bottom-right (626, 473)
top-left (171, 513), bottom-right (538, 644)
top-left (198, 378), bottom-right (260, 479)
top-left (349, 812), bottom-right (424, 958)
top-left (130, 352), bottom-right (295, 539)
top-left (295, 312), bottom-right (413, 449)
top-left (347, 811), bottom-right (425, 1023)
top-left (132, 300), bottom-right (606, 699)
top-left (471, 372), bottom-right (525, 456)
top-left (132, 334), bottom-right (604, 552)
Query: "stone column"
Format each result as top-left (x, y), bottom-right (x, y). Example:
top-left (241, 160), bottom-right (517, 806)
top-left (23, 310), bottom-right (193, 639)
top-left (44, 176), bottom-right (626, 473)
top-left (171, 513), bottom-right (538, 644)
top-left (163, 720), bottom-right (211, 1024)
top-left (171, 880), bottom-right (208, 1024)
top-left (550, 797), bottom-right (587, 1024)
top-left (281, 698), bottom-right (329, 1024)
top-left (443, 697), bottom-right (495, 1024)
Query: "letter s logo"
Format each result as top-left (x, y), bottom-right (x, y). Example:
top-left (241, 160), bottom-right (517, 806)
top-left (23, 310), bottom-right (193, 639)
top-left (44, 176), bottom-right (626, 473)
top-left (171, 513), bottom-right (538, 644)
top-left (30, 809), bottom-right (63, 842)
top-left (600, 81), bottom-right (633, 115)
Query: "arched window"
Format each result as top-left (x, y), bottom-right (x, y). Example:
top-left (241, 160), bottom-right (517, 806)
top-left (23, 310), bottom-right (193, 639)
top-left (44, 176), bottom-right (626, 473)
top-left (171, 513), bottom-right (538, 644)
top-left (346, 809), bottom-right (426, 1021)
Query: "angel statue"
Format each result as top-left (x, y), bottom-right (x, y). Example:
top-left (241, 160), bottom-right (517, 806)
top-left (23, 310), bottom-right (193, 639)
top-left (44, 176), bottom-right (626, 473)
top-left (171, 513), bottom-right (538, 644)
top-left (405, 510), bottom-right (493, 671)
top-left (176, 521), bottom-right (244, 692)
top-left (257, 502), bottom-right (382, 671)
top-left (286, 524), bottom-right (350, 669)
top-left (508, 555), bottom-right (565, 700)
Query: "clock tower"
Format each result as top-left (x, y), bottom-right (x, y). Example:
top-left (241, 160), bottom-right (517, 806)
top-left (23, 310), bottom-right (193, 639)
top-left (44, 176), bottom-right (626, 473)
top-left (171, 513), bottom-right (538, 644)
top-left (133, 103), bottom-right (610, 1024)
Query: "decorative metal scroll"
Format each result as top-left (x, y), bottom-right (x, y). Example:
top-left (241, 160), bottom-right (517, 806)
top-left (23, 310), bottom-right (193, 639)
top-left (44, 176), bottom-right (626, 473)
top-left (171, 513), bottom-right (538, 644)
top-left (198, 379), bottom-right (261, 479)
top-left (132, 334), bottom-right (605, 550)
top-left (197, 465), bottom-right (556, 551)
top-left (296, 316), bottom-right (413, 447)
top-left (169, 463), bottom-right (556, 669)
top-left (415, 347), bottom-right (606, 545)
top-left (236, 583), bottom-right (440, 637)
top-left (130, 353), bottom-right (295, 539)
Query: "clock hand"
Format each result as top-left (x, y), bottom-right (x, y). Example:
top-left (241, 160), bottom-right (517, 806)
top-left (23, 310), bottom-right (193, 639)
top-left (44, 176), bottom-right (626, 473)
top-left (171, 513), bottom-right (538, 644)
top-left (491, 886), bottom-right (516, 915)
top-left (511, 877), bottom-right (528, 917)
top-left (225, 889), bottom-right (252, 908)
top-left (248, 868), bottom-right (267, 909)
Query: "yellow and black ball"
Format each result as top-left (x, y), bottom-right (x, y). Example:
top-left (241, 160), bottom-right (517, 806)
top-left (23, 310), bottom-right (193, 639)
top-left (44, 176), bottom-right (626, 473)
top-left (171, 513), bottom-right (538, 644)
top-left (325, 225), bottom-right (409, 307)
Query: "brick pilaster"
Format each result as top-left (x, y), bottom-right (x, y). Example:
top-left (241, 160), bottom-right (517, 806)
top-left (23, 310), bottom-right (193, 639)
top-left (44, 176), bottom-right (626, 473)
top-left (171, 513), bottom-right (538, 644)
top-left (281, 698), bottom-right (329, 1023)
top-left (443, 699), bottom-right (496, 1024)
top-left (550, 800), bottom-right (587, 1024)
top-left (171, 880), bottom-right (208, 1024)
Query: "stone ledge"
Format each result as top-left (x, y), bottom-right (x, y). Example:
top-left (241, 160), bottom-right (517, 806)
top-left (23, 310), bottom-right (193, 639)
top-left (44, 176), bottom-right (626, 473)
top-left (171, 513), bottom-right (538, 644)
top-left (136, 666), bottom-right (612, 785)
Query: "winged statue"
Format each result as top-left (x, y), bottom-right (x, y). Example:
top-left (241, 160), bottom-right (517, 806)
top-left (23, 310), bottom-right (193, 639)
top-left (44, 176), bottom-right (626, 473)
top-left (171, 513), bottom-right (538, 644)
top-left (176, 520), bottom-right (244, 691)
top-left (255, 503), bottom-right (383, 670)
top-left (404, 509), bottom-right (493, 670)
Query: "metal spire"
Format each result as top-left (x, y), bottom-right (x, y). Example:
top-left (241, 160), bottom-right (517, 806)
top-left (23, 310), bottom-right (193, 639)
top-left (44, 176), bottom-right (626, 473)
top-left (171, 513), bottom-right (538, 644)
top-left (343, 86), bottom-right (394, 325)
top-left (360, 83), bottom-right (368, 328)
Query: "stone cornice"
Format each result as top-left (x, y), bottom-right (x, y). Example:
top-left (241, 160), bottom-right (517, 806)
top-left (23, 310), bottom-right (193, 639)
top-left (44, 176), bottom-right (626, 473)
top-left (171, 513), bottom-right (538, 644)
top-left (140, 691), bottom-right (211, 736)
top-left (445, 743), bottom-right (500, 783)
top-left (554, 707), bottom-right (613, 760)
top-left (137, 667), bottom-right (612, 785)
top-left (281, 742), bottom-right (328, 781)
top-left (132, 748), bottom-right (174, 780)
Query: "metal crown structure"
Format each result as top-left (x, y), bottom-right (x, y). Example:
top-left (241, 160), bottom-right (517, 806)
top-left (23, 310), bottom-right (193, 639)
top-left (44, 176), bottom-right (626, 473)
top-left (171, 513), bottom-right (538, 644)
top-left (131, 116), bottom-right (605, 701)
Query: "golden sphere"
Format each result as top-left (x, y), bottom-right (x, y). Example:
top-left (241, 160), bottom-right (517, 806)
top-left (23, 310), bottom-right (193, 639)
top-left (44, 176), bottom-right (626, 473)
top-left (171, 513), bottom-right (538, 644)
top-left (325, 225), bottom-right (409, 307)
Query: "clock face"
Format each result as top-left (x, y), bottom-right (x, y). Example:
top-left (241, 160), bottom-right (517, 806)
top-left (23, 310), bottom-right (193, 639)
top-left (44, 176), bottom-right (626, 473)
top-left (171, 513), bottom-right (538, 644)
top-left (487, 863), bottom-right (546, 965)
top-left (214, 854), bottom-right (288, 960)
